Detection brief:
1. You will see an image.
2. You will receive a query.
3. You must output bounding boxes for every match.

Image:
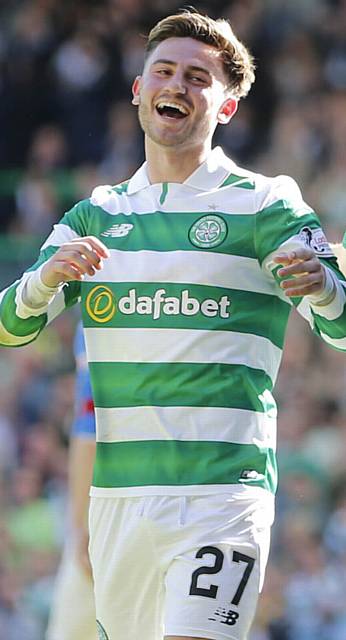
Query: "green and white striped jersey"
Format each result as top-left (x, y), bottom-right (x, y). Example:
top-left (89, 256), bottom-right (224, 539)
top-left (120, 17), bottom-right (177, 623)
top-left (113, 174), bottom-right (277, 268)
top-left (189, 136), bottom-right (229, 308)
top-left (1, 147), bottom-right (346, 497)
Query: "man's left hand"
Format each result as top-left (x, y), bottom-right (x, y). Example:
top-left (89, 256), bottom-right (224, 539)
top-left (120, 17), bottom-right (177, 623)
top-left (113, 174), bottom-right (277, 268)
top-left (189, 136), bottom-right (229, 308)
top-left (273, 246), bottom-right (326, 297)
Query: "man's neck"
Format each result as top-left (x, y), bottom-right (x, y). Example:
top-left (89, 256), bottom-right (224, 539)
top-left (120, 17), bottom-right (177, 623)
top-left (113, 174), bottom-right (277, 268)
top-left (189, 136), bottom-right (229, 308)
top-left (145, 138), bottom-right (212, 184)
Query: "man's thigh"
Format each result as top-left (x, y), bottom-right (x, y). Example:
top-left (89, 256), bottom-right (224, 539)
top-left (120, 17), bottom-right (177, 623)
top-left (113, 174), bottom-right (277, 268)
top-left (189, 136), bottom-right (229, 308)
top-left (89, 496), bottom-right (165, 640)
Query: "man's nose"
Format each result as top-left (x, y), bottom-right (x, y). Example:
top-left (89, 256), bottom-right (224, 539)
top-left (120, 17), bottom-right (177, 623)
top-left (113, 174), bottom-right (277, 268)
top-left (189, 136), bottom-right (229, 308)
top-left (165, 72), bottom-right (186, 94)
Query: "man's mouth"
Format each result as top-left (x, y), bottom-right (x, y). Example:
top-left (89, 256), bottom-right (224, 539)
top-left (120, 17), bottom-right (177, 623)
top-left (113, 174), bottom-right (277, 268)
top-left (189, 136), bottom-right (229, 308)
top-left (155, 101), bottom-right (189, 119)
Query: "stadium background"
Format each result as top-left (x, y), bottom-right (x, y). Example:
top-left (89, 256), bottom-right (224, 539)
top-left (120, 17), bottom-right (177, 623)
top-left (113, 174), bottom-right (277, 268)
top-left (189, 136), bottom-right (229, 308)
top-left (0, 0), bottom-right (346, 638)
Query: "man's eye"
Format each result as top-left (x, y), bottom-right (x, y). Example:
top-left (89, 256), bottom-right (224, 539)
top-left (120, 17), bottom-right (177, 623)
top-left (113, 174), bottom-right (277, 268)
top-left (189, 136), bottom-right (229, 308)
top-left (156, 69), bottom-right (170, 75)
top-left (190, 76), bottom-right (205, 83)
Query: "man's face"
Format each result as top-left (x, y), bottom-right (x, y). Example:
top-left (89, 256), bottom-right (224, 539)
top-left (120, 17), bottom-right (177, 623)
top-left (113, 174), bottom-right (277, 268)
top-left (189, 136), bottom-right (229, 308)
top-left (132, 37), bottom-right (236, 149)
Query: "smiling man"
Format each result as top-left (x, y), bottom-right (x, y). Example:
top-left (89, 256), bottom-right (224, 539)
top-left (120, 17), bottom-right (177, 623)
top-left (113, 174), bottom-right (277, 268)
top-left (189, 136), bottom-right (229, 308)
top-left (1, 10), bottom-right (346, 640)
top-left (133, 37), bottom-right (238, 154)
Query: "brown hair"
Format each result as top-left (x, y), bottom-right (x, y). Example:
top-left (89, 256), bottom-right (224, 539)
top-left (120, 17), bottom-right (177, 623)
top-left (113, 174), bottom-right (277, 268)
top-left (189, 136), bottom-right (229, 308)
top-left (145, 10), bottom-right (255, 99)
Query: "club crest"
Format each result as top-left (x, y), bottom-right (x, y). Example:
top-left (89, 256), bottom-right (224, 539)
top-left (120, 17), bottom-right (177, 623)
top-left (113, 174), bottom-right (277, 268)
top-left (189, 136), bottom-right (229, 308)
top-left (189, 215), bottom-right (228, 248)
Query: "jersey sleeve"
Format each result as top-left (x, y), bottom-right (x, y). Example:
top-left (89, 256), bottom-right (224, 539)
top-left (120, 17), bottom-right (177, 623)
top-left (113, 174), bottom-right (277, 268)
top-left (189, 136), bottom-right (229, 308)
top-left (0, 199), bottom-right (90, 347)
top-left (255, 175), bottom-right (346, 351)
top-left (71, 322), bottom-right (96, 439)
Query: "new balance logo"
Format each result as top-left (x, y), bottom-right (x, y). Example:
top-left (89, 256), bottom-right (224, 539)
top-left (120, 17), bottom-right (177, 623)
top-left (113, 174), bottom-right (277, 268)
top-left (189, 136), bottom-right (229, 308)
top-left (101, 223), bottom-right (134, 238)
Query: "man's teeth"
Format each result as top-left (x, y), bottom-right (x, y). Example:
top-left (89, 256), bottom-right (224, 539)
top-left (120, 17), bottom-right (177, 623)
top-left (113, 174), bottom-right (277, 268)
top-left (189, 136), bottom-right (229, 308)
top-left (156, 102), bottom-right (189, 115)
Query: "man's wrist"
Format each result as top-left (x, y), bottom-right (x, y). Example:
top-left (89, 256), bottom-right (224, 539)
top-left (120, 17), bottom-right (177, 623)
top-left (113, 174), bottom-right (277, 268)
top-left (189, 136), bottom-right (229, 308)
top-left (16, 266), bottom-right (64, 319)
top-left (40, 265), bottom-right (64, 290)
top-left (307, 266), bottom-right (337, 307)
top-left (26, 266), bottom-right (62, 304)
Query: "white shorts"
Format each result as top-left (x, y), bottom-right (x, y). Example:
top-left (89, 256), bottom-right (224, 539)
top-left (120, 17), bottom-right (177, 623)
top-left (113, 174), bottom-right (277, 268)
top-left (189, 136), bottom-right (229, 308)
top-left (89, 488), bottom-right (274, 640)
top-left (46, 545), bottom-right (97, 640)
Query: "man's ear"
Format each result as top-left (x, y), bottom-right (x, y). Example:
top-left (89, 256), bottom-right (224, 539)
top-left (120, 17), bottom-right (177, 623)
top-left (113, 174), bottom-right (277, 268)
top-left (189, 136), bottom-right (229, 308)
top-left (217, 98), bottom-right (238, 124)
top-left (132, 76), bottom-right (141, 106)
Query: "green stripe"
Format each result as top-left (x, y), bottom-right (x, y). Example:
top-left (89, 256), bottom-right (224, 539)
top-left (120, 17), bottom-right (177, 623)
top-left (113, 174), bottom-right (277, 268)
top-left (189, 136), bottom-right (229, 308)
top-left (312, 306), bottom-right (346, 339)
top-left (310, 257), bottom-right (346, 340)
top-left (219, 174), bottom-right (255, 189)
top-left (0, 284), bottom-right (47, 338)
top-left (159, 182), bottom-right (169, 205)
top-left (60, 200), bottom-right (90, 236)
top-left (255, 201), bottom-right (317, 264)
top-left (69, 206), bottom-right (257, 258)
top-left (113, 180), bottom-right (129, 195)
top-left (92, 440), bottom-right (277, 493)
top-left (63, 280), bottom-right (82, 308)
top-left (81, 282), bottom-right (289, 348)
top-left (26, 246), bottom-right (58, 273)
top-left (89, 361), bottom-right (272, 410)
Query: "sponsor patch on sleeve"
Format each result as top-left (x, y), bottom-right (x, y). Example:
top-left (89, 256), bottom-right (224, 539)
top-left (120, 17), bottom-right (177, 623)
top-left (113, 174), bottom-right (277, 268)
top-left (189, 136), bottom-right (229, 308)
top-left (298, 226), bottom-right (334, 257)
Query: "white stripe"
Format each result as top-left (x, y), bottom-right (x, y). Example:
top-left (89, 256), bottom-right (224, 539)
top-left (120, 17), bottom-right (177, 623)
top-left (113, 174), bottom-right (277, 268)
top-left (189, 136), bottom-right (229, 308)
top-left (309, 275), bottom-right (346, 321)
top-left (0, 320), bottom-right (40, 346)
top-left (90, 485), bottom-right (274, 498)
top-left (95, 405), bottom-right (277, 450)
top-left (97, 185), bottom-right (259, 215)
top-left (14, 273), bottom-right (50, 319)
top-left (40, 223), bottom-right (79, 250)
top-left (47, 289), bottom-right (69, 323)
top-left (85, 327), bottom-right (282, 381)
top-left (84, 249), bottom-right (286, 298)
top-left (258, 174), bottom-right (311, 216)
top-left (297, 278), bottom-right (346, 327)
top-left (320, 332), bottom-right (346, 350)
top-left (296, 298), bottom-right (314, 328)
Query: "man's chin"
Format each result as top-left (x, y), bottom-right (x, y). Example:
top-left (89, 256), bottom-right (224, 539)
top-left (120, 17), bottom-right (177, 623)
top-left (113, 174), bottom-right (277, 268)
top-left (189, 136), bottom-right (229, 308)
top-left (147, 129), bottom-right (190, 148)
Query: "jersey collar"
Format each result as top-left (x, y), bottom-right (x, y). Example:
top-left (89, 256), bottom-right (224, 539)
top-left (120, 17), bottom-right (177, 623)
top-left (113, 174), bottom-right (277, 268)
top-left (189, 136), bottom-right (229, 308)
top-left (127, 146), bottom-right (236, 195)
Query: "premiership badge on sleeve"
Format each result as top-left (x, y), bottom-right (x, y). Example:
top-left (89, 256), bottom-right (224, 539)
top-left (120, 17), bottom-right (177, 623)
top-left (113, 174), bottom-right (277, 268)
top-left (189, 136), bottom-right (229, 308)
top-left (298, 226), bottom-right (334, 257)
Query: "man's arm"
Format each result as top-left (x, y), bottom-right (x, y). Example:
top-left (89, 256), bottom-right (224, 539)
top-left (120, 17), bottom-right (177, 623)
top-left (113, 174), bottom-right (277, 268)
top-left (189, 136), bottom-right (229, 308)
top-left (273, 246), bottom-right (346, 350)
top-left (256, 175), bottom-right (346, 351)
top-left (0, 235), bottom-right (109, 347)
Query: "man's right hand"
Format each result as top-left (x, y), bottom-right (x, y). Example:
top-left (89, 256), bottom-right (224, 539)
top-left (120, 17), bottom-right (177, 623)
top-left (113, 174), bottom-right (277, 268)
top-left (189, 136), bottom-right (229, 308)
top-left (41, 236), bottom-right (110, 288)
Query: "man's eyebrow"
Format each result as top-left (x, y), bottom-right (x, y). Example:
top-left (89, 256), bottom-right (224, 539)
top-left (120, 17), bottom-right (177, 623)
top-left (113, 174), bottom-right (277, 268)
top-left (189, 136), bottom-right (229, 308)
top-left (151, 59), bottom-right (211, 76)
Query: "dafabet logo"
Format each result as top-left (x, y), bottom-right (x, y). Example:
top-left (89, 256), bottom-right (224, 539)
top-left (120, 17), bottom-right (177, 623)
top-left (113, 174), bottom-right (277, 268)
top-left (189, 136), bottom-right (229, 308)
top-left (86, 286), bottom-right (231, 323)
top-left (86, 286), bottom-right (116, 323)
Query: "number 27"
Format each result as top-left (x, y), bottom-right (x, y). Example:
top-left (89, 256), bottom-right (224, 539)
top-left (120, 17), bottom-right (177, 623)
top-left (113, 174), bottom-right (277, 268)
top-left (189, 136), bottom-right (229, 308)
top-left (189, 546), bottom-right (255, 605)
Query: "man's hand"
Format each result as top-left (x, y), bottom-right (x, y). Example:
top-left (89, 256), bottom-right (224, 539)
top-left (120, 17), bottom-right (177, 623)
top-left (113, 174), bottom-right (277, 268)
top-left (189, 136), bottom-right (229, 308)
top-left (273, 246), bottom-right (326, 297)
top-left (41, 236), bottom-right (110, 288)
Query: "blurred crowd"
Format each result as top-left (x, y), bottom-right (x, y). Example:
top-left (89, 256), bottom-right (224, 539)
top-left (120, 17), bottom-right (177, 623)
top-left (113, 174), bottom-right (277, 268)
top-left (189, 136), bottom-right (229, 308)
top-left (0, 0), bottom-right (346, 639)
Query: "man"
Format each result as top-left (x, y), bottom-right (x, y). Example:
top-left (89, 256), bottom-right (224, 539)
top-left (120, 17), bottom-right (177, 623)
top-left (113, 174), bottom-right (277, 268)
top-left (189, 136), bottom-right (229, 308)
top-left (0, 10), bottom-right (345, 640)
top-left (46, 322), bottom-right (97, 640)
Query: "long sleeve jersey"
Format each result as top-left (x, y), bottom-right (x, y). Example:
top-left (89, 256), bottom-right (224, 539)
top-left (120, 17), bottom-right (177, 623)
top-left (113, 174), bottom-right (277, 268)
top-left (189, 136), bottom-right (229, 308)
top-left (1, 147), bottom-right (346, 497)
